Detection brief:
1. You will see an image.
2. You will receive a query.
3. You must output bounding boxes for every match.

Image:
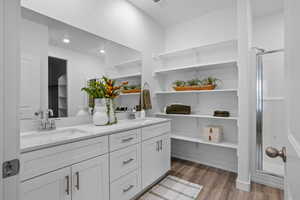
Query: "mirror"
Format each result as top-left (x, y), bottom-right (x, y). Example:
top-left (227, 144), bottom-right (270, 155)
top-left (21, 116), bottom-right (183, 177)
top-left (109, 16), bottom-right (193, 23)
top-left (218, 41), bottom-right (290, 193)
top-left (20, 8), bottom-right (142, 120)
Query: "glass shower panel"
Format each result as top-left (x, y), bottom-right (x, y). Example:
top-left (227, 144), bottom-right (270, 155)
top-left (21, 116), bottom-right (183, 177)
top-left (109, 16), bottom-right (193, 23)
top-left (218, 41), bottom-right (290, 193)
top-left (261, 51), bottom-right (286, 176)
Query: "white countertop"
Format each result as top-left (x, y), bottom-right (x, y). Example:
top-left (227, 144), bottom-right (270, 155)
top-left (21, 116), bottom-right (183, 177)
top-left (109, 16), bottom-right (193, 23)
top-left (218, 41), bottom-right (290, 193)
top-left (20, 118), bottom-right (170, 153)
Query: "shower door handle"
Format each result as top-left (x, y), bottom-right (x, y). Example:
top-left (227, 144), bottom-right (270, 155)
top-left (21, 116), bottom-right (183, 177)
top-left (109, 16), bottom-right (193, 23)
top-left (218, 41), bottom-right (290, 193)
top-left (265, 146), bottom-right (287, 163)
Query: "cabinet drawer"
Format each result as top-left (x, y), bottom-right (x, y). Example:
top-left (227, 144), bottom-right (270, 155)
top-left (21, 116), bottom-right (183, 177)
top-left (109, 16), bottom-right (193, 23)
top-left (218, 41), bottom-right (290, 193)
top-left (142, 122), bottom-right (171, 141)
top-left (20, 136), bottom-right (108, 181)
top-left (110, 144), bottom-right (141, 182)
top-left (110, 169), bottom-right (141, 200)
top-left (109, 129), bottom-right (141, 151)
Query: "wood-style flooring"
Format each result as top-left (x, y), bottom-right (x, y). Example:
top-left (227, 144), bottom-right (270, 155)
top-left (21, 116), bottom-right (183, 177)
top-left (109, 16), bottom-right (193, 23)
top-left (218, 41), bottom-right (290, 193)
top-left (169, 158), bottom-right (284, 200)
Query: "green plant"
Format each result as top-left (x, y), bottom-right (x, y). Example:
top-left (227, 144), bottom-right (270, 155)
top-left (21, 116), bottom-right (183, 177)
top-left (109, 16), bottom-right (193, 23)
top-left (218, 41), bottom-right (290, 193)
top-left (201, 77), bottom-right (221, 86)
top-left (173, 80), bottom-right (186, 87)
top-left (187, 79), bottom-right (201, 86)
top-left (81, 80), bottom-right (105, 99)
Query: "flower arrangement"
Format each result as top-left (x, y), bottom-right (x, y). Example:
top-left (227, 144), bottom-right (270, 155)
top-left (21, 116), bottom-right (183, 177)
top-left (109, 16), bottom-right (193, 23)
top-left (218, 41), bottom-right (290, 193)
top-left (82, 76), bottom-right (128, 125)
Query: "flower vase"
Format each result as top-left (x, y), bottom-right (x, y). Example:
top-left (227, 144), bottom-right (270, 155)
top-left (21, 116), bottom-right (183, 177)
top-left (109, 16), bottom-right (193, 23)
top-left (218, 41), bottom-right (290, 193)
top-left (93, 98), bottom-right (108, 126)
top-left (105, 98), bottom-right (117, 125)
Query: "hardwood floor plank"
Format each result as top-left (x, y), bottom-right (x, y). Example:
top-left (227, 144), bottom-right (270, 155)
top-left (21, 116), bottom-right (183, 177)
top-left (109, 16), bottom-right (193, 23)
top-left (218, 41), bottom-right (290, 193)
top-left (170, 158), bottom-right (283, 200)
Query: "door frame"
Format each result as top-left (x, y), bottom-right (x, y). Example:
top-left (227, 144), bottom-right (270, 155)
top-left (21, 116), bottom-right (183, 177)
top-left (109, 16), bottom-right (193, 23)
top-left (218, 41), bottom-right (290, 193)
top-left (0, 0), bottom-right (21, 200)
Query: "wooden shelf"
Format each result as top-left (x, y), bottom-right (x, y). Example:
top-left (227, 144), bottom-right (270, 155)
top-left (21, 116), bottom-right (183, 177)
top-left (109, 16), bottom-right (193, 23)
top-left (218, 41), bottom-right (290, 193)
top-left (155, 39), bottom-right (237, 58)
top-left (114, 59), bottom-right (142, 68)
top-left (155, 89), bottom-right (238, 95)
top-left (171, 134), bottom-right (238, 150)
top-left (153, 60), bottom-right (237, 75)
top-left (155, 113), bottom-right (238, 121)
top-left (111, 72), bottom-right (141, 80)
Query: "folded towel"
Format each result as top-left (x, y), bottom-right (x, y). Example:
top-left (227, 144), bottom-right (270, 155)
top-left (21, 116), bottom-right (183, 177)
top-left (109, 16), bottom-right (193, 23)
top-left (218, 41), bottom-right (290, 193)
top-left (140, 89), bottom-right (152, 110)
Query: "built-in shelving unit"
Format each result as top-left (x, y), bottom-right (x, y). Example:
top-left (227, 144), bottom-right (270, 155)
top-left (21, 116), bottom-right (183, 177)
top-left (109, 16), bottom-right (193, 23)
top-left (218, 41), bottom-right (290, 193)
top-left (111, 72), bottom-right (141, 80)
top-left (155, 113), bottom-right (238, 121)
top-left (155, 89), bottom-right (238, 95)
top-left (114, 59), bottom-right (142, 69)
top-left (153, 60), bottom-right (237, 76)
top-left (154, 39), bottom-right (237, 58)
top-left (154, 39), bottom-right (239, 172)
top-left (109, 57), bottom-right (142, 109)
top-left (171, 134), bottom-right (238, 150)
top-left (119, 93), bottom-right (140, 97)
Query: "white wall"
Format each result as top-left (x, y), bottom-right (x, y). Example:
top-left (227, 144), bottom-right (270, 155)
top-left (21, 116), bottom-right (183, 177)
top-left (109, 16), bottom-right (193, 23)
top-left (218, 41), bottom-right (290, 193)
top-left (164, 7), bottom-right (237, 51)
top-left (48, 46), bottom-right (107, 116)
top-left (253, 13), bottom-right (284, 50)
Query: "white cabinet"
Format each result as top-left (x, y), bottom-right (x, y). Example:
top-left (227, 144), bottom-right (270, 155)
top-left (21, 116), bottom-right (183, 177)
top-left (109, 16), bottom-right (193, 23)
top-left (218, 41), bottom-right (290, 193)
top-left (20, 155), bottom-right (109, 200)
top-left (20, 167), bottom-right (71, 200)
top-left (142, 133), bottom-right (170, 189)
top-left (72, 155), bottom-right (109, 200)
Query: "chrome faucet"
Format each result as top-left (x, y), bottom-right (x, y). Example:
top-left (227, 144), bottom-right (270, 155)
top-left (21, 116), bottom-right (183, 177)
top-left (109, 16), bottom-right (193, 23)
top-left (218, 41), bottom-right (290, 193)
top-left (35, 109), bottom-right (56, 130)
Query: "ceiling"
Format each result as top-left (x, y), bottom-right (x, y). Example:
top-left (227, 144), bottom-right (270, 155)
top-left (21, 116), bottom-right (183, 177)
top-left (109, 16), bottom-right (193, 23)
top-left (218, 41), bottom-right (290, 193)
top-left (127, 0), bottom-right (236, 28)
top-left (127, 0), bottom-right (283, 28)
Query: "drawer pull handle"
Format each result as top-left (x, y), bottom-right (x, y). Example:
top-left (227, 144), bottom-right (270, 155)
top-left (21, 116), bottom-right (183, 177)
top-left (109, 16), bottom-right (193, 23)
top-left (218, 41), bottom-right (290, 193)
top-left (65, 176), bottom-right (70, 195)
top-left (123, 185), bottom-right (134, 193)
top-left (75, 172), bottom-right (80, 190)
top-left (123, 158), bottom-right (134, 165)
top-left (122, 137), bottom-right (134, 143)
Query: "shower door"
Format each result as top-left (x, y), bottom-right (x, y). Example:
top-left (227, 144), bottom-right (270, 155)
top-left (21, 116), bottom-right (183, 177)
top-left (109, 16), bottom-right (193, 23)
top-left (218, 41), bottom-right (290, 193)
top-left (256, 49), bottom-right (286, 177)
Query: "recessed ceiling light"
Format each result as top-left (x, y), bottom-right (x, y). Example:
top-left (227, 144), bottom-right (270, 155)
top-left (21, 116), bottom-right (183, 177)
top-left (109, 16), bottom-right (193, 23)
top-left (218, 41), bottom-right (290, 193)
top-left (62, 38), bottom-right (70, 44)
top-left (99, 49), bottom-right (106, 54)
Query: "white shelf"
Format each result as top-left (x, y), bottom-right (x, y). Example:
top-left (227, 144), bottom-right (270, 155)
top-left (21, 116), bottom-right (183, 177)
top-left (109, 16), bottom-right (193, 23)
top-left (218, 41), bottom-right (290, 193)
top-left (171, 134), bottom-right (238, 150)
top-left (111, 72), bottom-right (141, 80)
top-left (153, 60), bottom-right (237, 75)
top-left (155, 113), bottom-right (238, 121)
top-left (114, 59), bottom-right (142, 68)
top-left (119, 93), bottom-right (140, 96)
top-left (155, 39), bottom-right (237, 58)
top-left (155, 89), bottom-right (237, 95)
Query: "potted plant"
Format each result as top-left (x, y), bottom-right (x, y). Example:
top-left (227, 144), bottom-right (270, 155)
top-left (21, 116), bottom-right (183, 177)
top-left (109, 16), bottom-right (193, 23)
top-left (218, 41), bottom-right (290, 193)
top-left (81, 80), bottom-right (105, 108)
top-left (172, 77), bottom-right (220, 91)
top-left (200, 77), bottom-right (221, 90)
top-left (122, 84), bottom-right (141, 94)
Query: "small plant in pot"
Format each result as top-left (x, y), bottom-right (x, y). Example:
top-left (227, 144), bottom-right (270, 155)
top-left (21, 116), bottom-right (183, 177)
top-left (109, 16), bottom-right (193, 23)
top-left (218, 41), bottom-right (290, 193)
top-left (200, 77), bottom-right (221, 90)
top-left (173, 80), bottom-right (186, 87)
top-left (187, 79), bottom-right (201, 86)
top-left (122, 84), bottom-right (141, 94)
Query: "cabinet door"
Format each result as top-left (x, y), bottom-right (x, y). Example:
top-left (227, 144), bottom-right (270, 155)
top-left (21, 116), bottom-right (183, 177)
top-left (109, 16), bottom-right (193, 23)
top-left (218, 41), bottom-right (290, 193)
top-left (142, 134), bottom-right (170, 189)
top-left (160, 134), bottom-right (171, 175)
top-left (71, 154), bottom-right (109, 200)
top-left (20, 167), bottom-right (71, 200)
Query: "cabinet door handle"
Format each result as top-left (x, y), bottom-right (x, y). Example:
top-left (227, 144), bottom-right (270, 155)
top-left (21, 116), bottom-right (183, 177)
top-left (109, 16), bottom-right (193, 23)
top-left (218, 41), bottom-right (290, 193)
top-left (75, 172), bottom-right (80, 190)
top-left (122, 137), bottom-right (134, 143)
top-left (123, 158), bottom-right (134, 165)
top-left (123, 185), bottom-right (134, 193)
top-left (65, 176), bottom-right (70, 195)
top-left (156, 141), bottom-right (159, 151)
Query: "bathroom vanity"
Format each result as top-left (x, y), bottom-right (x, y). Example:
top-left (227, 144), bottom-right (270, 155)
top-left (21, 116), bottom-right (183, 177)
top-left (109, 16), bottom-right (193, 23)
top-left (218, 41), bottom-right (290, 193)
top-left (20, 118), bottom-right (171, 200)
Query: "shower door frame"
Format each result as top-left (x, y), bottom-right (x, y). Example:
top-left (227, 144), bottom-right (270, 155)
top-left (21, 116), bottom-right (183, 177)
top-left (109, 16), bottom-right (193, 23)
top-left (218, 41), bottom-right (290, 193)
top-left (255, 48), bottom-right (285, 178)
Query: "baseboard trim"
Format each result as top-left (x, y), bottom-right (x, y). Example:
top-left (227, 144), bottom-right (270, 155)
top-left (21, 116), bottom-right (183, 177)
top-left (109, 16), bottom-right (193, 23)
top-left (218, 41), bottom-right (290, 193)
top-left (251, 172), bottom-right (283, 189)
top-left (236, 176), bottom-right (251, 192)
top-left (171, 154), bottom-right (237, 173)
